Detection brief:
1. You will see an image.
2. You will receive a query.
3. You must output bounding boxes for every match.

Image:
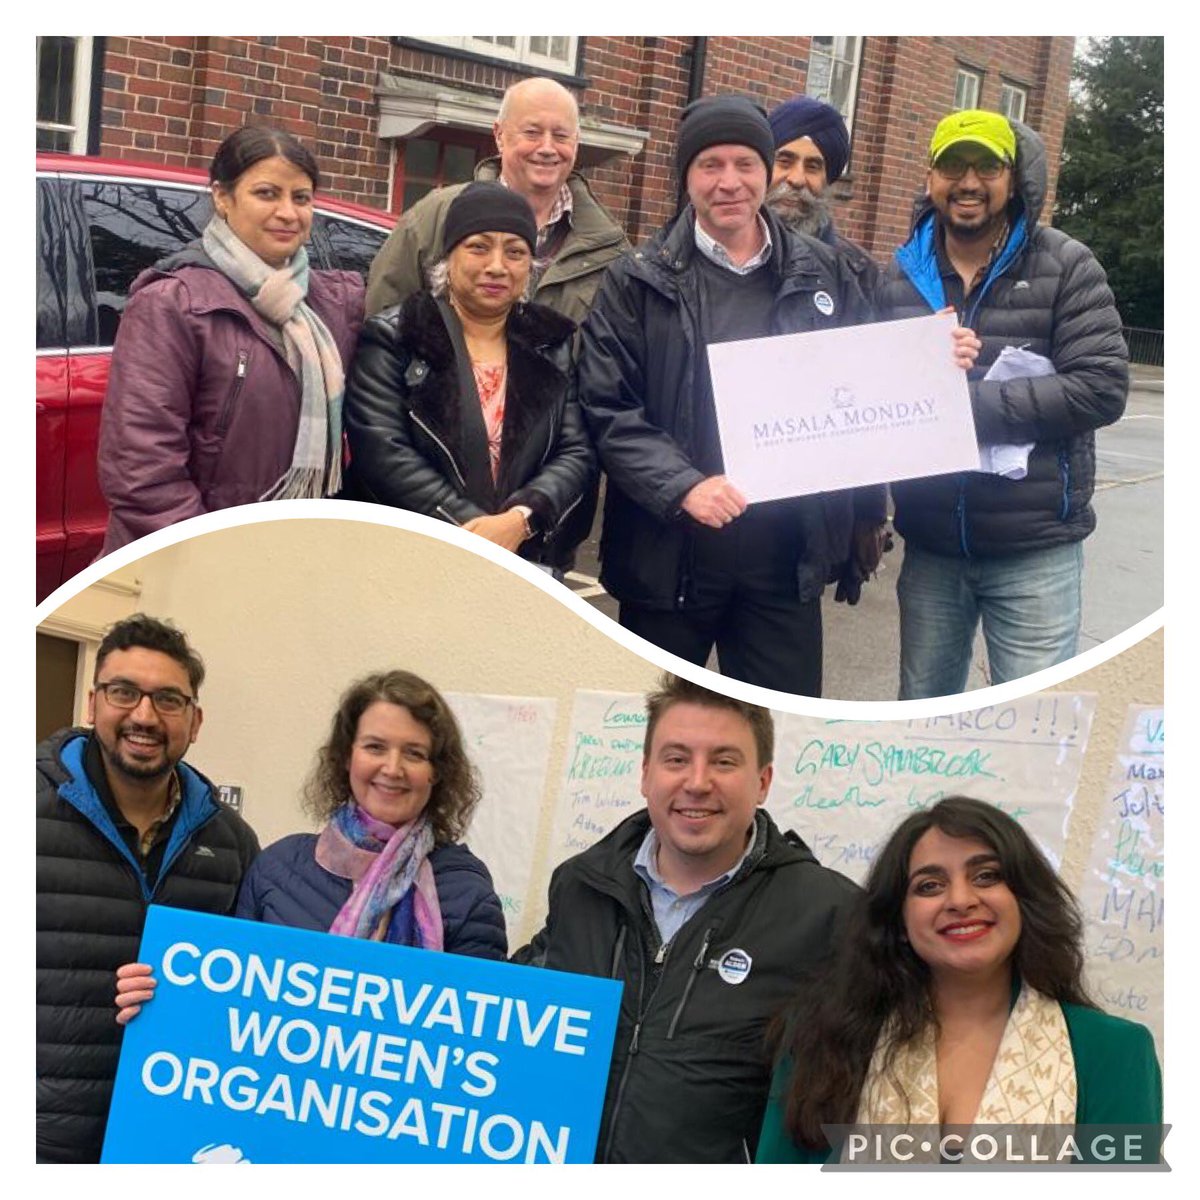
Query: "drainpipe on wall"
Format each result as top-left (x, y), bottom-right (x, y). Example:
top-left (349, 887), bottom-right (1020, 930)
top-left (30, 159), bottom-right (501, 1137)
top-left (687, 36), bottom-right (708, 104)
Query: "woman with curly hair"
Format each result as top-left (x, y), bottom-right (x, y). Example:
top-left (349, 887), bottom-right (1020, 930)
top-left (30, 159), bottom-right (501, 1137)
top-left (756, 796), bottom-right (1161, 1163)
top-left (115, 671), bottom-right (504, 1022)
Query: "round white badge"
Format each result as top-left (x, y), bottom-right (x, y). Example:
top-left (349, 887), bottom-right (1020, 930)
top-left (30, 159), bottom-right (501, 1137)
top-left (813, 290), bottom-right (835, 316)
top-left (716, 948), bottom-right (753, 985)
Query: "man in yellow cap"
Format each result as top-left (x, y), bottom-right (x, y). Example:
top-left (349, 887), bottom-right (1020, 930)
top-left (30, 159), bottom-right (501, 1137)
top-left (876, 109), bottom-right (1128, 699)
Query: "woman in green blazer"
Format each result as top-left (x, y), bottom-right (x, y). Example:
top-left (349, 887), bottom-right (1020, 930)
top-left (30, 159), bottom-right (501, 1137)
top-left (758, 796), bottom-right (1161, 1165)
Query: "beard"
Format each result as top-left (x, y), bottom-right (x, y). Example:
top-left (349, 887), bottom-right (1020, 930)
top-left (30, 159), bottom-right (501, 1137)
top-left (766, 180), bottom-right (832, 238)
top-left (98, 721), bottom-right (178, 781)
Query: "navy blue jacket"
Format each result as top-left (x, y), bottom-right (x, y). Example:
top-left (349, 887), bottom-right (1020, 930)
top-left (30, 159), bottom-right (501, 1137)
top-left (235, 830), bottom-right (507, 960)
top-left (876, 121), bottom-right (1128, 558)
top-left (37, 728), bottom-right (259, 1163)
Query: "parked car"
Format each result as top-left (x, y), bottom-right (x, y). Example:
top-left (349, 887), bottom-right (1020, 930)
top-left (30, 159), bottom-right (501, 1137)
top-left (35, 153), bottom-right (397, 603)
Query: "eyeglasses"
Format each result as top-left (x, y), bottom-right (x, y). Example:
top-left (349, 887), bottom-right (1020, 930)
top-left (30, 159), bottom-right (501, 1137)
top-left (932, 154), bottom-right (1010, 181)
top-left (94, 681), bottom-right (195, 716)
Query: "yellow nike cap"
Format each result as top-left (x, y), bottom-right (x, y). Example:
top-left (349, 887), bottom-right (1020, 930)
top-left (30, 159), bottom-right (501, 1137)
top-left (929, 109), bottom-right (1017, 165)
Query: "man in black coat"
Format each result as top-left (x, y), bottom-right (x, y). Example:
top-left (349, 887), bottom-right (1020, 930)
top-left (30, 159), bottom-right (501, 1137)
top-left (765, 94), bottom-right (879, 293)
top-left (876, 109), bottom-right (1128, 698)
top-left (578, 95), bottom-right (882, 696)
top-left (36, 614), bottom-right (259, 1163)
top-left (512, 674), bottom-right (858, 1161)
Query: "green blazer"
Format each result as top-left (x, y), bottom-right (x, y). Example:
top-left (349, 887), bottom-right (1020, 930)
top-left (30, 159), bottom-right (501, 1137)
top-left (755, 1002), bottom-right (1162, 1163)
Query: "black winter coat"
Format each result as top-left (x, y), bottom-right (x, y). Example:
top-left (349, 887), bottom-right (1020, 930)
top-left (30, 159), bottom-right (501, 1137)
top-left (343, 290), bottom-right (597, 569)
top-left (511, 809), bottom-right (859, 1162)
top-left (877, 121), bottom-right (1129, 558)
top-left (36, 729), bottom-right (260, 1163)
top-left (234, 831), bottom-right (507, 960)
top-left (577, 206), bottom-right (882, 609)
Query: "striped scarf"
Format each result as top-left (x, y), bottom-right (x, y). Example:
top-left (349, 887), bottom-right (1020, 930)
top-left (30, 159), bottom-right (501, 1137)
top-left (202, 216), bottom-right (345, 498)
top-left (319, 802), bottom-right (444, 950)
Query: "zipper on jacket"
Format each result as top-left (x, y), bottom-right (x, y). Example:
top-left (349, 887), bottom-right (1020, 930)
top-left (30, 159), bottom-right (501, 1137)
top-left (665, 926), bottom-right (714, 1039)
top-left (1057, 447), bottom-right (1071, 519)
top-left (215, 350), bottom-right (249, 435)
top-left (410, 411), bottom-right (469, 492)
top-left (601, 921), bottom-right (648, 1163)
top-left (955, 479), bottom-right (970, 557)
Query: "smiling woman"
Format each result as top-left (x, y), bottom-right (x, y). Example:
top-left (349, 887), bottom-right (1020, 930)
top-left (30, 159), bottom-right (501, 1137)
top-left (756, 797), bottom-right (1163, 1163)
top-left (96, 126), bottom-right (365, 555)
top-left (342, 180), bottom-right (596, 574)
top-left (115, 669), bottom-right (507, 1028)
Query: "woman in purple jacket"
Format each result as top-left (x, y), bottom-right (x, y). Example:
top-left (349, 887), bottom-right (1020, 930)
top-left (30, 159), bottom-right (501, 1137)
top-left (97, 126), bottom-right (365, 555)
top-left (115, 669), bottom-right (506, 1022)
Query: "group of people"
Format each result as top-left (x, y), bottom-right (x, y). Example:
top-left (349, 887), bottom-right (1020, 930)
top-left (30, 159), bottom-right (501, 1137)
top-left (37, 614), bottom-right (1161, 1164)
top-left (92, 77), bottom-right (1128, 700)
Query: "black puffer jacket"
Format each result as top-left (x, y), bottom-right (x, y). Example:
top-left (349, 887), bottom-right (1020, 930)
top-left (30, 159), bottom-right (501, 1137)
top-left (36, 729), bottom-right (260, 1163)
top-left (511, 809), bottom-right (859, 1162)
top-left (578, 206), bottom-right (882, 608)
top-left (877, 121), bottom-right (1128, 558)
top-left (343, 290), bottom-right (597, 569)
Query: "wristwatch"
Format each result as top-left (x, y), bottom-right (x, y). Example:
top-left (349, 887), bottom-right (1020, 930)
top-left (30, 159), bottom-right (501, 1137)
top-left (513, 505), bottom-right (534, 541)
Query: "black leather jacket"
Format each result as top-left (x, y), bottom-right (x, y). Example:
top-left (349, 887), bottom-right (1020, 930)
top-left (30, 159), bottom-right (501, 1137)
top-left (344, 290), bottom-right (597, 569)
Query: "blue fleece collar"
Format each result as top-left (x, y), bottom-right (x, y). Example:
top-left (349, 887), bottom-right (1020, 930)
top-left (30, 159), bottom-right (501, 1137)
top-left (56, 733), bottom-right (218, 901)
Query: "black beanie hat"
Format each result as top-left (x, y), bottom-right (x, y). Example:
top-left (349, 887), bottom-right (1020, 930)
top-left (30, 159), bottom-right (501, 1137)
top-left (441, 181), bottom-right (537, 256)
top-left (676, 95), bottom-right (775, 180)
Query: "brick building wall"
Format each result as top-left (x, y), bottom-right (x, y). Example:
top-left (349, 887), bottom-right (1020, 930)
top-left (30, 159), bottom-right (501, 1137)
top-left (95, 35), bottom-right (1074, 261)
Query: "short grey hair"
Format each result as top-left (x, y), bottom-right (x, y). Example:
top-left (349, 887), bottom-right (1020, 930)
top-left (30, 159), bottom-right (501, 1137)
top-left (425, 254), bottom-right (535, 303)
top-left (496, 76), bottom-right (579, 130)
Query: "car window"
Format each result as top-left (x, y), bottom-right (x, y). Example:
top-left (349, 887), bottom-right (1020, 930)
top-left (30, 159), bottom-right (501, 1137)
top-left (81, 181), bottom-right (212, 345)
top-left (318, 214), bottom-right (388, 281)
top-left (37, 180), bottom-right (66, 350)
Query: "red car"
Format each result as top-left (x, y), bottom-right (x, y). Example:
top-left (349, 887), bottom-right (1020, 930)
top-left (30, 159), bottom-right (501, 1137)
top-left (36, 153), bottom-right (396, 602)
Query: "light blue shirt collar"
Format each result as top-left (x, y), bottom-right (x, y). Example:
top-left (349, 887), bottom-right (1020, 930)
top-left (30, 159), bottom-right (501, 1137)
top-left (693, 212), bottom-right (773, 275)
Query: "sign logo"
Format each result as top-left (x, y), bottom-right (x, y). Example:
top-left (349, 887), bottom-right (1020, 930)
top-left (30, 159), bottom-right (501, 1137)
top-left (716, 948), bottom-right (752, 985)
top-left (813, 291), bottom-right (835, 316)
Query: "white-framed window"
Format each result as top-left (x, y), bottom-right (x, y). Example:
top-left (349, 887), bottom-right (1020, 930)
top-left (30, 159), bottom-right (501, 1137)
top-left (420, 36), bottom-right (577, 73)
top-left (999, 81), bottom-right (1028, 123)
top-left (806, 36), bottom-right (864, 132)
top-left (36, 35), bottom-right (93, 154)
top-left (954, 67), bottom-right (983, 111)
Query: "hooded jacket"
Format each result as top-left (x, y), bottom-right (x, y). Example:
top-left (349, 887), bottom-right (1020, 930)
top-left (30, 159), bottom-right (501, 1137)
top-left (876, 121), bottom-right (1129, 558)
top-left (36, 728), bottom-right (260, 1163)
top-left (342, 290), bottom-right (597, 568)
top-left (98, 244), bottom-right (364, 554)
top-left (511, 809), bottom-right (859, 1162)
top-left (234, 830), bottom-right (507, 961)
top-left (365, 158), bottom-right (631, 323)
top-left (577, 205), bottom-right (882, 609)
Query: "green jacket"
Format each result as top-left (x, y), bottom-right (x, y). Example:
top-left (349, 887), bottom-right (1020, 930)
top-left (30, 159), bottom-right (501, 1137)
top-left (365, 158), bottom-right (630, 323)
top-left (756, 1001), bottom-right (1163, 1163)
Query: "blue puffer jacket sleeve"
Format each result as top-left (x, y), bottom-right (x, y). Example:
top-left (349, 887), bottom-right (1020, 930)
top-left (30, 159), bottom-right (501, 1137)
top-left (233, 832), bottom-right (507, 960)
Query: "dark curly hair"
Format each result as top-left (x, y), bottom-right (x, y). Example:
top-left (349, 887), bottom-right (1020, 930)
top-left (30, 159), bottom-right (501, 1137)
top-left (302, 670), bottom-right (481, 844)
top-left (94, 613), bottom-right (205, 695)
top-left (768, 796), bottom-right (1094, 1150)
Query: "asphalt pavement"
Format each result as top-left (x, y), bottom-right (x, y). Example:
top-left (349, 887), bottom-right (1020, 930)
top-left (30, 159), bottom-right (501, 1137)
top-left (563, 367), bottom-right (1163, 701)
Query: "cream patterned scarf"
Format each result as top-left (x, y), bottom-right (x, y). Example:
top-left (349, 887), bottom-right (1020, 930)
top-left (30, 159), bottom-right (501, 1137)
top-left (852, 983), bottom-right (1077, 1161)
top-left (202, 216), bottom-right (345, 498)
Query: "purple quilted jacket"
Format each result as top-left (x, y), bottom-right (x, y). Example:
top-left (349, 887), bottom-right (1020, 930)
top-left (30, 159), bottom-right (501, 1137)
top-left (98, 244), bottom-right (364, 555)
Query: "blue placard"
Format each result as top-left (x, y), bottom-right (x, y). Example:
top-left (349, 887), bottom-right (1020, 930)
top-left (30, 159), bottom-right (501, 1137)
top-left (101, 907), bottom-right (623, 1163)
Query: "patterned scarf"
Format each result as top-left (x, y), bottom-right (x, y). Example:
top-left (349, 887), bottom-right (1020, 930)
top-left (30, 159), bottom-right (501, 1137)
top-left (201, 216), bottom-right (345, 498)
top-left (851, 982), bottom-right (1076, 1162)
top-left (317, 803), bottom-right (444, 949)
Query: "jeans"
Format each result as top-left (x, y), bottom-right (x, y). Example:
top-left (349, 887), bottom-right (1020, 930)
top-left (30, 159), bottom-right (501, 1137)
top-left (897, 540), bottom-right (1084, 699)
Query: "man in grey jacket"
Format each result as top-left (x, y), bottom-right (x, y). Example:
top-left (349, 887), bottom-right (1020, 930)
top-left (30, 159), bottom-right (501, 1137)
top-left (366, 76), bottom-right (628, 322)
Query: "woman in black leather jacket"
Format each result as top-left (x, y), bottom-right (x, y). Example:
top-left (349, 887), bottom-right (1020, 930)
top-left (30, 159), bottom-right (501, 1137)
top-left (343, 182), bottom-right (595, 571)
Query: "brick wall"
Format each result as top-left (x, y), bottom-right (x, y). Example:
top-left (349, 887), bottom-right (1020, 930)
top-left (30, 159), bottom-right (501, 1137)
top-left (96, 35), bottom-right (1073, 258)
